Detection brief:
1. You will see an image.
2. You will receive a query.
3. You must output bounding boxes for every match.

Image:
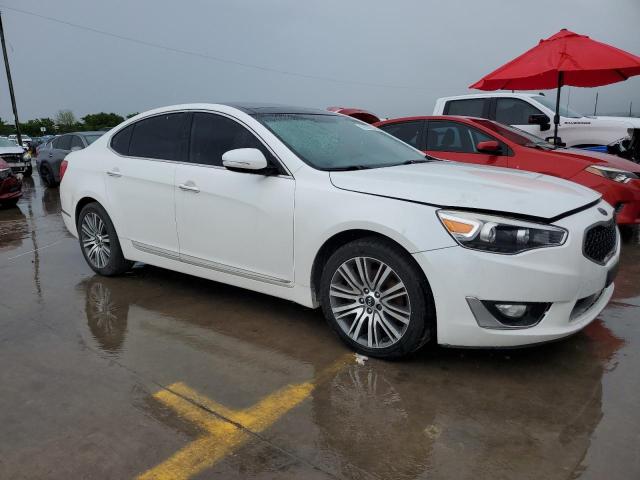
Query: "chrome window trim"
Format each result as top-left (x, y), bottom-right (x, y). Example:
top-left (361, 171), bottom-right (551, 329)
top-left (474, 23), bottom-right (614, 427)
top-left (131, 240), bottom-right (293, 287)
top-left (107, 109), bottom-right (294, 178)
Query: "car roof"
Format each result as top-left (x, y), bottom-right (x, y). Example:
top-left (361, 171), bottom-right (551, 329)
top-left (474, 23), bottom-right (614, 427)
top-left (438, 92), bottom-right (542, 101)
top-left (375, 115), bottom-right (485, 125)
top-left (222, 102), bottom-right (336, 115)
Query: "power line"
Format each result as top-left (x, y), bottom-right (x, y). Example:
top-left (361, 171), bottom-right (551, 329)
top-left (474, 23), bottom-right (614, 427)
top-left (0, 4), bottom-right (433, 91)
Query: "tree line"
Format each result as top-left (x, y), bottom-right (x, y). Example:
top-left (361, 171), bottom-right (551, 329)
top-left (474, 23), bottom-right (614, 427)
top-left (0, 110), bottom-right (138, 137)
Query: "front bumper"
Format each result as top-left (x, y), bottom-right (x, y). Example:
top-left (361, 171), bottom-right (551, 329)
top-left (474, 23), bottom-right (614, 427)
top-left (0, 176), bottom-right (22, 201)
top-left (6, 160), bottom-right (31, 175)
top-left (414, 202), bottom-right (619, 347)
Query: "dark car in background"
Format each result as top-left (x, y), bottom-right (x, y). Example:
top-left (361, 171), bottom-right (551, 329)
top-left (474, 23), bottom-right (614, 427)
top-left (36, 131), bottom-right (103, 186)
top-left (0, 158), bottom-right (22, 207)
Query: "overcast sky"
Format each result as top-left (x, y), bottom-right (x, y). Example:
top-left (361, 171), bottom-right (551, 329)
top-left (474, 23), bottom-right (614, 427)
top-left (0, 0), bottom-right (638, 123)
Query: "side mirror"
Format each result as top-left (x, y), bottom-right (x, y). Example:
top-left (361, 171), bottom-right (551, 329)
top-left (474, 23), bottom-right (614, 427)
top-left (70, 146), bottom-right (83, 152)
top-left (222, 148), bottom-right (269, 173)
top-left (528, 114), bottom-right (551, 131)
top-left (476, 140), bottom-right (502, 153)
top-left (544, 136), bottom-right (566, 147)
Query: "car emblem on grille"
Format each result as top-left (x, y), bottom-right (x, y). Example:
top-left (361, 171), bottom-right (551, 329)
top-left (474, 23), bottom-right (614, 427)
top-left (598, 208), bottom-right (607, 216)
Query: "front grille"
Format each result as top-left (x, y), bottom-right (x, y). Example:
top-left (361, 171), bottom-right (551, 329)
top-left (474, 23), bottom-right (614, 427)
top-left (583, 220), bottom-right (617, 264)
top-left (0, 154), bottom-right (22, 163)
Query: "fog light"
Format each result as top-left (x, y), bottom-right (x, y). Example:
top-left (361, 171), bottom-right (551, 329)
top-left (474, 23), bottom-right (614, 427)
top-left (494, 303), bottom-right (528, 318)
top-left (467, 299), bottom-right (552, 329)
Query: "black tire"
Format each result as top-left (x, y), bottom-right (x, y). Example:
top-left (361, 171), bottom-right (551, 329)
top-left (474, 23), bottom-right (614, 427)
top-left (23, 165), bottom-right (33, 177)
top-left (0, 198), bottom-right (19, 208)
top-left (319, 237), bottom-right (435, 358)
top-left (40, 163), bottom-right (58, 187)
top-left (77, 202), bottom-right (133, 276)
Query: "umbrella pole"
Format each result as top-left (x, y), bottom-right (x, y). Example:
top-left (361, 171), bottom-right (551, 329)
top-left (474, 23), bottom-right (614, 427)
top-left (553, 71), bottom-right (564, 145)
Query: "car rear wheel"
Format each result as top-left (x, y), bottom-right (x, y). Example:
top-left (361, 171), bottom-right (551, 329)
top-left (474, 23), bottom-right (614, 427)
top-left (320, 237), bottom-right (434, 358)
top-left (40, 164), bottom-right (57, 187)
top-left (78, 203), bottom-right (133, 276)
top-left (0, 198), bottom-right (19, 208)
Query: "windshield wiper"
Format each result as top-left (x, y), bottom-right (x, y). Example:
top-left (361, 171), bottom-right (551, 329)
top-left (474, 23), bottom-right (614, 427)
top-left (400, 158), bottom-right (433, 165)
top-left (328, 165), bottom-right (373, 171)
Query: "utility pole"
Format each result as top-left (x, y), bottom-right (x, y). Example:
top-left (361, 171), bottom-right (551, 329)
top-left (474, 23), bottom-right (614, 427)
top-left (593, 92), bottom-right (598, 116)
top-left (630, 101), bottom-right (633, 117)
top-left (0, 11), bottom-right (22, 146)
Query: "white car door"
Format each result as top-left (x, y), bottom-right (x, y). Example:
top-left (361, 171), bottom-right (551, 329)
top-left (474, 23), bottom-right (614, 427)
top-left (105, 113), bottom-right (189, 255)
top-left (175, 112), bottom-right (295, 284)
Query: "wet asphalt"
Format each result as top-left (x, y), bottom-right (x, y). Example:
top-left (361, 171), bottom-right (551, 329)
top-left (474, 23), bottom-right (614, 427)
top-left (1, 176), bottom-right (639, 480)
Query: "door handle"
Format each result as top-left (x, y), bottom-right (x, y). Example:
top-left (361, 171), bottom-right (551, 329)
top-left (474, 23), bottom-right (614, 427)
top-left (106, 169), bottom-right (122, 177)
top-left (178, 183), bottom-right (200, 193)
top-left (48, 153), bottom-right (52, 158)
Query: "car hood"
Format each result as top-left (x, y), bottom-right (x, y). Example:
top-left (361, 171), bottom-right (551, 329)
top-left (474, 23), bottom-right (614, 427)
top-left (329, 161), bottom-right (600, 220)
top-left (592, 116), bottom-right (640, 131)
top-left (0, 146), bottom-right (25, 155)
top-left (559, 148), bottom-right (640, 172)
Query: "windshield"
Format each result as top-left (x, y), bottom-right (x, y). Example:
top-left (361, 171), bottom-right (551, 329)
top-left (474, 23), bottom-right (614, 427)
top-left (84, 134), bottom-right (102, 145)
top-left (254, 113), bottom-right (427, 170)
top-left (0, 138), bottom-right (19, 148)
top-left (533, 95), bottom-right (583, 118)
top-left (471, 119), bottom-right (554, 148)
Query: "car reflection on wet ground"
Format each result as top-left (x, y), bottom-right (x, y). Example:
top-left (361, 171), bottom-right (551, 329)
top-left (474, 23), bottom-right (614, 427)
top-left (1, 177), bottom-right (639, 479)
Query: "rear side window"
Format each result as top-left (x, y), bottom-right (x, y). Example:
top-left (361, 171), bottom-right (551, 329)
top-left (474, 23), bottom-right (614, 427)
top-left (495, 98), bottom-right (543, 125)
top-left (444, 99), bottom-right (488, 118)
top-left (378, 121), bottom-right (424, 149)
top-left (111, 125), bottom-right (133, 155)
top-left (189, 113), bottom-right (269, 167)
top-left (128, 113), bottom-right (189, 160)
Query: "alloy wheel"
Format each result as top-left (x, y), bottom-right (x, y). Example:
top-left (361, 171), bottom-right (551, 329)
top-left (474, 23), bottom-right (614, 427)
top-left (81, 212), bottom-right (111, 269)
top-left (329, 256), bottom-right (411, 349)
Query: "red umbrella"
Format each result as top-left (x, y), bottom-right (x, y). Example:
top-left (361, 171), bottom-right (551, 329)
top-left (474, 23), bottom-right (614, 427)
top-left (470, 29), bottom-right (640, 143)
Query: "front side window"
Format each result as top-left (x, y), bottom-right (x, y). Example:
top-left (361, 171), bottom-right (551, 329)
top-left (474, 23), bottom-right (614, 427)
top-left (427, 120), bottom-right (502, 154)
top-left (444, 98), bottom-right (488, 118)
top-left (254, 114), bottom-right (426, 170)
top-left (189, 113), bottom-right (268, 167)
top-left (70, 135), bottom-right (84, 149)
top-left (378, 121), bottom-right (424, 149)
top-left (128, 113), bottom-right (189, 160)
top-left (495, 98), bottom-right (543, 125)
top-left (533, 95), bottom-right (582, 118)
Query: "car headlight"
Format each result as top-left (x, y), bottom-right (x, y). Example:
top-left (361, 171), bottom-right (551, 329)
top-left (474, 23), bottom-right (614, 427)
top-left (585, 165), bottom-right (638, 184)
top-left (22, 152), bottom-right (31, 161)
top-left (437, 210), bottom-right (567, 254)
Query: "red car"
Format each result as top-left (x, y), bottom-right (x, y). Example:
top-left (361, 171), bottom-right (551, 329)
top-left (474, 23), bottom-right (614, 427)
top-left (0, 158), bottom-right (22, 207)
top-left (374, 115), bottom-right (640, 225)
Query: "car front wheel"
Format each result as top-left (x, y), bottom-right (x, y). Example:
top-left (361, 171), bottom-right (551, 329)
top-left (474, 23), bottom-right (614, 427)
top-left (320, 237), bottom-right (434, 358)
top-left (78, 203), bottom-right (133, 276)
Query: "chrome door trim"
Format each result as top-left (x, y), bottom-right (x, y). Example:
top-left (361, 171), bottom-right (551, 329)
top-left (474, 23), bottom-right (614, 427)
top-left (132, 240), bottom-right (180, 260)
top-left (131, 240), bottom-right (292, 287)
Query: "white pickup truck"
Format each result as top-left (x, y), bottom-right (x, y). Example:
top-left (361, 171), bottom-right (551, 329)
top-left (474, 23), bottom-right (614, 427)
top-left (433, 93), bottom-right (639, 161)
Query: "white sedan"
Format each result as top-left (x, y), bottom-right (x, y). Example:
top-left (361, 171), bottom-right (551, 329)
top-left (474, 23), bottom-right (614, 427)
top-left (59, 104), bottom-right (619, 358)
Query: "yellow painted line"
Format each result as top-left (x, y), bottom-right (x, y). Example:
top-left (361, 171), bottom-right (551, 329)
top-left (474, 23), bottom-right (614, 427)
top-left (138, 355), bottom-right (350, 480)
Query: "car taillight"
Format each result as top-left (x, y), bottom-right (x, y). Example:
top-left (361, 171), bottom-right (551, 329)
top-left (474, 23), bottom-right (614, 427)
top-left (59, 160), bottom-right (68, 180)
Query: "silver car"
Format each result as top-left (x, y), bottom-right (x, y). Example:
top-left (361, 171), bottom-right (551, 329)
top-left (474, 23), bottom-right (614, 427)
top-left (36, 132), bottom-right (103, 186)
